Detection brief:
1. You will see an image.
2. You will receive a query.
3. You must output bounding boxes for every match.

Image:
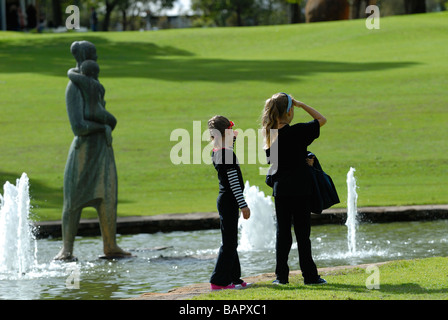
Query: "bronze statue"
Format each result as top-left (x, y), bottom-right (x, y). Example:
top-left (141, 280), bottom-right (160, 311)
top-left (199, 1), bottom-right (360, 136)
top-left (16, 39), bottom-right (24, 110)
top-left (54, 41), bottom-right (131, 261)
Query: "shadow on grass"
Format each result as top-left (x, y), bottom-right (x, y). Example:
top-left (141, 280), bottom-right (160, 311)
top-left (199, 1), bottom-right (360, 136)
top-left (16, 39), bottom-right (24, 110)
top-left (252, 281), bottom-right (448, 296)
top-left (0, 171), bottom-right (134, 221)
top-left (0, 171), bottom-right (62, 220)
top-left (0, 35), bottom-right (419, 83)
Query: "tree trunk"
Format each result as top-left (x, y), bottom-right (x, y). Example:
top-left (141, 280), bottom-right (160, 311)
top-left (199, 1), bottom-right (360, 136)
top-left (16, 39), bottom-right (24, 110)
top-left (103, 0), bottom-right (118, 31)
top-left (51, 0), bottom-right (62, 27)
top-left (290, 3), bottom-right (301, 24)
top-left (351, 0), bottom-right (361, 19)
top-left (121, 9), bottom-right (127, 31)
top-left (236, 5), bottom-right (243, 26)
top-left (404, 0), bottom-right (426, 14)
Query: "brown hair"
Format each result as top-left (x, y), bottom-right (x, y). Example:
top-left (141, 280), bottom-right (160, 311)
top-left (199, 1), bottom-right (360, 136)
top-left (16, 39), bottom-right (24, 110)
top-left (208, 115), bottom-right (231, 145)
top-left (208, 115), bottom-right (231, 147)
top-left (261, 93), bottom-right (290, 149)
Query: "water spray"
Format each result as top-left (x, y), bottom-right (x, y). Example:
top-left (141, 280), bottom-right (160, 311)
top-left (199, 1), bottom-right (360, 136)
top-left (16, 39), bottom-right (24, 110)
top-left (346, 167), bottom-right (358, 255)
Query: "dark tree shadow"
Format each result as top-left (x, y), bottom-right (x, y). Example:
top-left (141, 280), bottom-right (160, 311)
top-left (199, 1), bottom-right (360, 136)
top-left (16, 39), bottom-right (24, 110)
top-left (0, 171), bottom-right (62, 219)
top-left (0, 171), bottom-right (135, 221)
top-left (0, 35), bottom-right (419, 83)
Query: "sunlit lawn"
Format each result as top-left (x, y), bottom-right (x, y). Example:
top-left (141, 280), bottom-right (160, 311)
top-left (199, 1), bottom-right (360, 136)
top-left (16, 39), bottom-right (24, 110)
top-left (195, 257), bottom-right (448, 300)
top-left (0, 12), bottom-right (447, 220)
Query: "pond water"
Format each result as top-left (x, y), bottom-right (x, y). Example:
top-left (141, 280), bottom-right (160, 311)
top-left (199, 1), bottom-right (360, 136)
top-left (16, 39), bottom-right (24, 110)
top-left (0, 219), bottom-right (447, 300)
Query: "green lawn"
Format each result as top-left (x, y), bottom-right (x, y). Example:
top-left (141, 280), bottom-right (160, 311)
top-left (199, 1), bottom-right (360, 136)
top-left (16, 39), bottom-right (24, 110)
top-left (0, 12), bottom-right (447, 221)
top-left (194, 257), bottom-right (448, 300)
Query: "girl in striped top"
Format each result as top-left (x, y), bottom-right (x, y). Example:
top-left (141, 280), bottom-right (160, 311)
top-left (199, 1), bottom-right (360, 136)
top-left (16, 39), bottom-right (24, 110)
top-left (208, 115), bottom-right (251, 291)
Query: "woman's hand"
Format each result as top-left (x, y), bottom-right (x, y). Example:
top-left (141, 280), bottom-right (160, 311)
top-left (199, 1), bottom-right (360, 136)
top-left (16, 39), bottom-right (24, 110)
top-left (241, 207), bottom-right (251, 220)
top-left (292, 98), bottom-right (327, 127)
top-left (292, 98), bottom-right (303, 108)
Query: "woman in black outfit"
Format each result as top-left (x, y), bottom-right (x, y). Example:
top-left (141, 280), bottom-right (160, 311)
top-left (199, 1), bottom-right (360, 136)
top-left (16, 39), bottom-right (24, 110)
top-left (261, 93), bottom-right (327, 285)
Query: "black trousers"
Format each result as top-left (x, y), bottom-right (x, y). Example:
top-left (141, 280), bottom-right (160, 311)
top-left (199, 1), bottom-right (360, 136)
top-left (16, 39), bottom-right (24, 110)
top-left (210, 192), bottom-right (242, 286)
top-left (274, 195), bottom-right (319, 283)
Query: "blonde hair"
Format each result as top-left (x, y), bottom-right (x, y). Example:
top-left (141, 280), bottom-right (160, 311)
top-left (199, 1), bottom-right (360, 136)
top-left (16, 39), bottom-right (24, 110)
top-left (261, 93), bottom-right (290, 149)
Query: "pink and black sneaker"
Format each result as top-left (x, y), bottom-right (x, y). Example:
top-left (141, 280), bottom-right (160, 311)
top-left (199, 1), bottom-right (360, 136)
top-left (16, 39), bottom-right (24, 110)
top-left (210, 283), bottom-right (237, 291)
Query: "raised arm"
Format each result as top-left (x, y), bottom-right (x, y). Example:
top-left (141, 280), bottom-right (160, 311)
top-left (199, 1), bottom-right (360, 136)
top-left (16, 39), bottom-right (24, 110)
top-left (293, 99), bottom-right (327, 127)
top-left (67, 68), bottom-right (91, 93)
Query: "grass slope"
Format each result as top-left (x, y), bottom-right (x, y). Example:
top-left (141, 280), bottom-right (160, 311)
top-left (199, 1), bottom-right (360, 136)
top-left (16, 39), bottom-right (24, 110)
top-left (194, 257), bottom-right (448, 300)
top-left (0, 12), bottom-right (447, 220)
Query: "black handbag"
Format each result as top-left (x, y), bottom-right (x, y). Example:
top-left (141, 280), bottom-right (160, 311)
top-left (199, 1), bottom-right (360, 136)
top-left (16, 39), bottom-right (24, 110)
top-left (307, 152), bottom-right (340, 214)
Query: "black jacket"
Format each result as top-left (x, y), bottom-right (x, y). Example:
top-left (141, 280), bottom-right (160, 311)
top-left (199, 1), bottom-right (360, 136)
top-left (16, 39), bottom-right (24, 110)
top-left (307, 152), bottom-right (340, 214)
top-left (264, 120), bottom-right (320, 196)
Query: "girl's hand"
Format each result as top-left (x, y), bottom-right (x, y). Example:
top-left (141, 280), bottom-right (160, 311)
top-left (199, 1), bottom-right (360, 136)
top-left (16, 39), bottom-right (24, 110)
top-left (306, 157), bottom-right (315, 167)
top-left (241, 207), bottom-right (251, 220)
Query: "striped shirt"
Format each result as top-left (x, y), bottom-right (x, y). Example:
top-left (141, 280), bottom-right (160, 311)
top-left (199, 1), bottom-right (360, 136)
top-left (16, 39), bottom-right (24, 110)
top-left (212, 148), bottom-right (248, 209)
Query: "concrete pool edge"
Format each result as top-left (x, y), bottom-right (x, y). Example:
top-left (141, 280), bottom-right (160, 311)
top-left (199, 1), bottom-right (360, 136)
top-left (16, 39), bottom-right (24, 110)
top-left (34, 204), bottom-right (448, 239)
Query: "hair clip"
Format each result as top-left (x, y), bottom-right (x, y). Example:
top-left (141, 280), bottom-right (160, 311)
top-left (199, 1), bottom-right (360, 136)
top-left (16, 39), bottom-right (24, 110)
top-left (280, 92), bottom-right (293, 112)
top-left (228, 121), bottom-right (235, 129)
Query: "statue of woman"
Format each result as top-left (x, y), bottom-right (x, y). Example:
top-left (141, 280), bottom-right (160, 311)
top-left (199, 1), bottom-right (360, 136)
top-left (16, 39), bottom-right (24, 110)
top-left (54, 41), bottom-right (130, 260)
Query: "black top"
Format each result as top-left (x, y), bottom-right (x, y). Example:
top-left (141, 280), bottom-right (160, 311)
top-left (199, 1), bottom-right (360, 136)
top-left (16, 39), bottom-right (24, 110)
top-left (266, 119), bottom-right (320, 197)
top-left (212, 148), bottom-right (248, 208)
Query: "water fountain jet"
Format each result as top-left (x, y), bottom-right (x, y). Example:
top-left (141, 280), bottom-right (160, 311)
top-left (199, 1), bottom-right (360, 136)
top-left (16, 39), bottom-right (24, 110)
top-left (0, 173), bottom-right (38, 279)
top-left (345, 167), bottom-right (358, 255)
top-left (239, 182), bottom-right (276, 251)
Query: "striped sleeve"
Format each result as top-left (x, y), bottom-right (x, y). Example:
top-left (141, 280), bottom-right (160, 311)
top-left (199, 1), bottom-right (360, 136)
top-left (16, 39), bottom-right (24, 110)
top-left (226, 168), bottom-right (248, 209)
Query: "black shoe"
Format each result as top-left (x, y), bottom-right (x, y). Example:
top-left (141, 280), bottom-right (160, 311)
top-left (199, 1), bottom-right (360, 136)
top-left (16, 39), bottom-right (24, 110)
top-left (272, 279), bottom-right (288, 285)
top-left (304, 277), bottom-right (327, 285)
